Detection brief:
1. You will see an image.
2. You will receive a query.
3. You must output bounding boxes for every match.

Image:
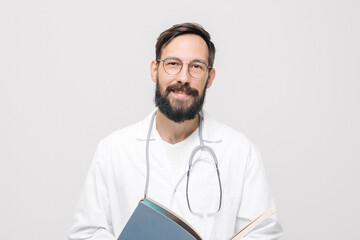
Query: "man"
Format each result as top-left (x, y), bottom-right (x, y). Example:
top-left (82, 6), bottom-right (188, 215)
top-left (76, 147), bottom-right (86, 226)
top-left (69, 23), bottom-right (282, 240)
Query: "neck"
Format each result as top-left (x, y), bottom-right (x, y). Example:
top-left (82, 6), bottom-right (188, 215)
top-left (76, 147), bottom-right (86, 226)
top-left (155, 109), bottom-right (199, 144)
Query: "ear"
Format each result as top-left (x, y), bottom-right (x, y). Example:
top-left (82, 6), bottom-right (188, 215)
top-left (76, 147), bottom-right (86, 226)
top-left (150, 60), bottom-right (158, 83)
top-left (206, 68), bottom-right (216, 88)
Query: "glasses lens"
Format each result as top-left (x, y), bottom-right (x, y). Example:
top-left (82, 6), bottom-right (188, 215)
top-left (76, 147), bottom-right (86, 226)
top-left (163, 58), bottom-right (182, 75)
top-left (189, 62), bottom-right (207, 78)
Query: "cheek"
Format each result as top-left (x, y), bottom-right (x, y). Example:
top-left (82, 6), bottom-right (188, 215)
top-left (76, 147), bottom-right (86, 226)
top-left (157, 77), bottom-right (172, 94)
top-left (194, 81), bottom-right (208, 94)
top-left (159, 77), bottom-right (178, 92)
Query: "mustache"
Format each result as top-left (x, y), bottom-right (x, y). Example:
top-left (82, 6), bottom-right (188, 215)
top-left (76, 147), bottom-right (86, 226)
top-left (165, 83), bottom-right (199, 97)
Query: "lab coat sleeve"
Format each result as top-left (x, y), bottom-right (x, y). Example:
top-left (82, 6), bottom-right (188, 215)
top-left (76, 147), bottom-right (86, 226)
top-left (68, 140), bottom-right (116, 240)
top-left (236, 146), bottom-right (283, 240)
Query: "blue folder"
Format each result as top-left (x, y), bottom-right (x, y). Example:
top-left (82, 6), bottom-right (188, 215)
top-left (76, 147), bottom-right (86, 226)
top-left (117, 198), bottom-right (202, 240)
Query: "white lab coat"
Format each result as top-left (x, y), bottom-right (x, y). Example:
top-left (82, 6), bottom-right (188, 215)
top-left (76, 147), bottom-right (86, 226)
top-left (68, 110), bottom-right (282, 240)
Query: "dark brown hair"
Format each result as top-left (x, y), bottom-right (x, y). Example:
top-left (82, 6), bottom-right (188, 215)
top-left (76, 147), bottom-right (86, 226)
top-left (155, 23), bottom-right (216, 67)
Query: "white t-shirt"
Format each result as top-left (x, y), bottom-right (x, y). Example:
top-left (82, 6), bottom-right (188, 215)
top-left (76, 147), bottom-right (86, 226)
top-left (155, 127), bottom-right (199, 178)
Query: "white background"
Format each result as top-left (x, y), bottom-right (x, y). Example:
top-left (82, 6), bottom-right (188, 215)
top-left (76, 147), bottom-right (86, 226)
top-left (1, 0), bottom-right (359, 239)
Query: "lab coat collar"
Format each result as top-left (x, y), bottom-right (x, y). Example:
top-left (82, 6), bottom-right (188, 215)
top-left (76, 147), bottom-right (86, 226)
top-left (136, 109), bottom-right (222, 143)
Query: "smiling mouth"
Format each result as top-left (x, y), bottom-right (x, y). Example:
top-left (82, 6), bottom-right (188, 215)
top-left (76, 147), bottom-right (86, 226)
top-left (173, 90), bottom-right (188, 95)
top-left (171, 90), bottom-right (191, 99)
top-left (166, 83), bottom-right (199, 97)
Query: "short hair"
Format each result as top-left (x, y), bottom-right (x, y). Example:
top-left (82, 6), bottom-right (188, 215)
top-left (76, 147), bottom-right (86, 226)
top-left (155, 23), bottom-right (216, 68)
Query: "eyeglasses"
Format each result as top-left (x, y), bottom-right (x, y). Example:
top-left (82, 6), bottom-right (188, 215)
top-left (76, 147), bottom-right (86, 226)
top-left (157, 57), bottom-right (211, 79)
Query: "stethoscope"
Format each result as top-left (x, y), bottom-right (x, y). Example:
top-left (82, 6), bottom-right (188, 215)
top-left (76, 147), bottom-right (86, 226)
top-left (143, 110), bottom-right (222, 216)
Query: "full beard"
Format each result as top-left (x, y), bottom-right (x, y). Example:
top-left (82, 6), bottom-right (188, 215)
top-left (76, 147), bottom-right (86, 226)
top-left (154, 79), bottom-right (207, 123)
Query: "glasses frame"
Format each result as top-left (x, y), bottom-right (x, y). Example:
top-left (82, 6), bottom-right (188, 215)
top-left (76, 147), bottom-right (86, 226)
top-left (157, 57), bottom-right (212, 79)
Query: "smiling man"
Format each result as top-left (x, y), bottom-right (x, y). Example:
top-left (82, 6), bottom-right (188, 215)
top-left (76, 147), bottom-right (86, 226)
top-left (69, 23), bottom-right (282, 240)
top-left (152, 33), bottom-right (215, 143)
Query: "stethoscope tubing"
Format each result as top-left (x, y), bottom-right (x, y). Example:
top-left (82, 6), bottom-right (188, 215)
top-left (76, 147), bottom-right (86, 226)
top-left (144, 110), bottom-right (222, 215)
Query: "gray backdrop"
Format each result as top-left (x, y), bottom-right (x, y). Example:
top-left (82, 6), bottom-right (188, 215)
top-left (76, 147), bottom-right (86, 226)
top-left (1, 0), bottom-right (359, 239)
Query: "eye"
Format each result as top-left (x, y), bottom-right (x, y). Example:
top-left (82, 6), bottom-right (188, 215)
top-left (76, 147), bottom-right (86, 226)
top-left (165, 59), bottom-right (181, 67)
top-left (190, 62), bottom-right (205, 70)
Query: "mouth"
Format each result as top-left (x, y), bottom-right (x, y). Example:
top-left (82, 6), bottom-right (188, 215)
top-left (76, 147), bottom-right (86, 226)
top-left (171, 90), bottom-right (190, 98)
top-left (174, 90), bottom-right (188, 94)
top-left (166, 83), bottom-right (199, 98)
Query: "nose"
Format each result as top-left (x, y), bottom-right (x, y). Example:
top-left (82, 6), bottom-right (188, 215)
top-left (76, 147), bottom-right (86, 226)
top-left (177, 63), bottom-right (191, 84)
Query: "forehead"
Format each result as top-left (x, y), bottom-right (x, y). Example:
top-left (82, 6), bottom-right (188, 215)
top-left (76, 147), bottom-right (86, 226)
top-left (161, 34), bottom-right (209, 63)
